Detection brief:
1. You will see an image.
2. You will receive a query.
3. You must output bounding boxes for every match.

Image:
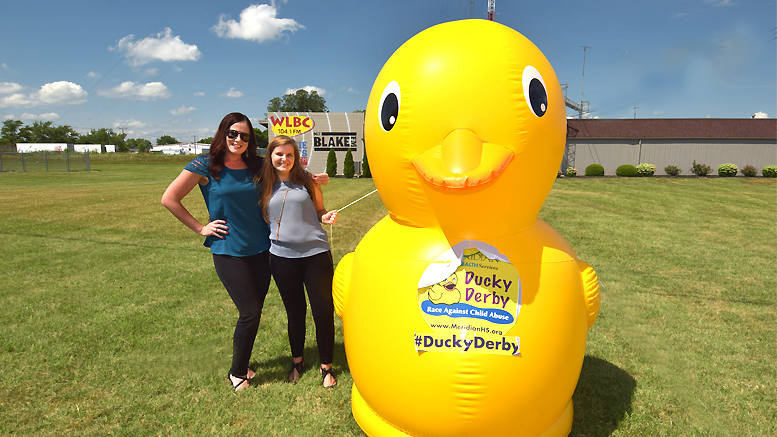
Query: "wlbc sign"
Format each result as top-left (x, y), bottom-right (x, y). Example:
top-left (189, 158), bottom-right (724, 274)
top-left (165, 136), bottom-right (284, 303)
top-left (270, 116), bottom-right (315, 137)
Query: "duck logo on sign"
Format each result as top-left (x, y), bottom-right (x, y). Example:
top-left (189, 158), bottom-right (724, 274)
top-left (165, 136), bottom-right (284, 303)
top-left (270, 116), bottom-right (315, 137)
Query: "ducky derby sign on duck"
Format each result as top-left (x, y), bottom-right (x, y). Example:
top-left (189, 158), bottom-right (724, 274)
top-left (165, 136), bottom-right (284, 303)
top-left (333, 20), bottom-right (601, 437)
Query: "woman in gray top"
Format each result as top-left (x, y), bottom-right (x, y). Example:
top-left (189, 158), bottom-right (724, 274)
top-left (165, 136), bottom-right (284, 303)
top-left (259, 135), bottom-right (339, 388)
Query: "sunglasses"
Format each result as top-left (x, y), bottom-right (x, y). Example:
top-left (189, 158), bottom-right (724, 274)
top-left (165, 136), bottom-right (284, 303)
top-left (226, 130), bottom-right (250, 142)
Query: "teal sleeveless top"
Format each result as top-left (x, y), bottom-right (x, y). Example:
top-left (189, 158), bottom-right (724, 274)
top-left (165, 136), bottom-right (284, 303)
top-left (184, 155), bottom-right (270, 256)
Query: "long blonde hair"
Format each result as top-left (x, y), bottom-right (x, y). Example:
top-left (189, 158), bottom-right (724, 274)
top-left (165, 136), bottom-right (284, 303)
top-left (258, 135), bottom-right (316, 223)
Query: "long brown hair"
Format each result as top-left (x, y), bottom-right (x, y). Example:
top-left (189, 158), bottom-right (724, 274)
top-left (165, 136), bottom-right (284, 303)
top-left (208, 112), bottom-right (261, 180)
top-left (258, 135), bottom-right (316, 222)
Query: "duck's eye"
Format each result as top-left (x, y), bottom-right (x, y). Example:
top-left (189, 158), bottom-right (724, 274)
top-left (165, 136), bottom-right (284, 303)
top-left (522, 66), bottom-right (548, 117)
top-left (378, 80), bottom-right (401, 132)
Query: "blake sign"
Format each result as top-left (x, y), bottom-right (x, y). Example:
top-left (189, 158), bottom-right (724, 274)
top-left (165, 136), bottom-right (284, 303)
top-left (270, 115), bottom-right (315, 137)
top-left (312, 132), bottom-right (358, 151)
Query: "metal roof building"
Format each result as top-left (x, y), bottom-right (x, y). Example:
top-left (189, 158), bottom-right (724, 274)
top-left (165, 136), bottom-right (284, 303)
top-left (564, 118), bottom-right (776, 175)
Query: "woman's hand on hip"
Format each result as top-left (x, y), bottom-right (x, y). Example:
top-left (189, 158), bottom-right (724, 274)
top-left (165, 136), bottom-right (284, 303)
top-left (200, 220), bottom-right (229, 238)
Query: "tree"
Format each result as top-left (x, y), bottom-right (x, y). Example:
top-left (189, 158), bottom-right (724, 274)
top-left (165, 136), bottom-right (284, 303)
top-left (157, 135), bottom-right (178, 145)
top-left (127, 138), bottom-right (152, 152)
top-left (362, 148), bottom-right (371, 178)
top-left (79, 128), bottom-right (126, 151)
top-left (15, 121), bottom-right (79, 143)
top-left (343, 149), bottom-right (355, 178)
top-left (254, 128), bottom-right (268, 149)
top-left (267, 89), bottom-right (328, 113)
top-left (1, 120), bottom-right (24, 144)
top-left (326, 148), bottom-right (337, 177)
top-left (197, 137), bottom-right (213, 144)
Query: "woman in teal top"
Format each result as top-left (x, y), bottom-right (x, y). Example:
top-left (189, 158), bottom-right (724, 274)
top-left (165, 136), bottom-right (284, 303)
top-left (162, 113), bottom-right (327, 391)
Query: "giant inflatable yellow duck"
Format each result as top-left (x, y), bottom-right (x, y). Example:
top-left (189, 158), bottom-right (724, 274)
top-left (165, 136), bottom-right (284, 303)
top-left (333, 20), bottom-right (600, 437)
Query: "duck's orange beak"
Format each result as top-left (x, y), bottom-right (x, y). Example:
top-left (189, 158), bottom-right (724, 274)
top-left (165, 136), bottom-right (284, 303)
top-left (411, 129), bottom-right (514, 189)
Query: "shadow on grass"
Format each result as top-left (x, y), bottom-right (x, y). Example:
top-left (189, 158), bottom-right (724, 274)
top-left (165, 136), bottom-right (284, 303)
top-left (571, 355), bottom-right (636, 437)
top-left (249, 341), bottom-right (350, 386)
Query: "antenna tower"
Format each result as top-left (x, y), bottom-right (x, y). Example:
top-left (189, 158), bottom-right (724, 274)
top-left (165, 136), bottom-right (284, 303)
top-left (580, 46), bottom-right (591, 118)
top-left (487, 0), bottom-right (495, 21)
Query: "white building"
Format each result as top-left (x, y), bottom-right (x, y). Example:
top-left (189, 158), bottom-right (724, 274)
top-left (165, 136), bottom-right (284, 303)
top-left (151, 143), bottom-right (210, 155)
top-left (16, 143), bottom-right (112, 153)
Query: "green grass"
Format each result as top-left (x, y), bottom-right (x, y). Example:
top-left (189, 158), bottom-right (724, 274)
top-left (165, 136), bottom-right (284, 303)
top-left (0, 160), bottom-right (774, 436)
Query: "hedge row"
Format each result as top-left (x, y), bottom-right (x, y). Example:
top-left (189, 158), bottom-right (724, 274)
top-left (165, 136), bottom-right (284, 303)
top-left (561, 163), bottom-right (777, 178)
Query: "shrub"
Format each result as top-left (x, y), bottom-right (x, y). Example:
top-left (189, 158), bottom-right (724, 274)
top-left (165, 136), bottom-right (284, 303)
top-left (566, 167), bottom-right (577, 177)
top-left (325, 148), bottom-right (337, 177)
top-left (691, 160), bottom-right (712, 177)
top-left (664, 165), bottom-right (682, 176)
top-left (557, 170), bottom-right (564, 178)
top-left (343, 149), bottom-right (355, 178)
top-left (585, 163), bottom-right (604, 176)
top-left (717, 163), bottom-right (738, 177)
top-left (362, 149), bottom-right (371, 178)
top-left (740, 165), bottom-right (757, 177)
top-left (636, 163), bottom-right (656, 177)
top-left (616, 164), bottom-right (638, 177)
top-left (763, 165), bottom-right (777, 178)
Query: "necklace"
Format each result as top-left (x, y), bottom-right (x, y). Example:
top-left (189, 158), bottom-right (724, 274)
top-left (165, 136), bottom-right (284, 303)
top-left (268, 183), bottom-right (290, 241)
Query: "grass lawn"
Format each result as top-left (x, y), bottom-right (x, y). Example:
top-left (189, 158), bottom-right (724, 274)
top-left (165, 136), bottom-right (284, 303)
top-left (0, 157), bottom-right (774, 436)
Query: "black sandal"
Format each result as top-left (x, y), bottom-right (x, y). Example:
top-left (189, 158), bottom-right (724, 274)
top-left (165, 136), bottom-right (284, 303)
top-left (228, 372), bottom-right (250, 392)
top-left (320, 366), bottom-right (337, 388)
top-left (288, 359), bottom-right (305, 384)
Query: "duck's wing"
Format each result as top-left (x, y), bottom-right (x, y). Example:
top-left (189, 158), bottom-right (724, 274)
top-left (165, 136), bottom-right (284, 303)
top-left (577, 258), bottom-right (601, 329)
top-left (332, 252), bottom-right (354, 318)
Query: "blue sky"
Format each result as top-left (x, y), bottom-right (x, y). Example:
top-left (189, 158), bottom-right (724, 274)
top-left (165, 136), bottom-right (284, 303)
top-left (0, 0), bottom-right (774, 142)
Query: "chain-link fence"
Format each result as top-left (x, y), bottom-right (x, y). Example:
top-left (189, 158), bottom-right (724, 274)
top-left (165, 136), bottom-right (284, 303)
top-left (0, 152), bottom-right (91, 172)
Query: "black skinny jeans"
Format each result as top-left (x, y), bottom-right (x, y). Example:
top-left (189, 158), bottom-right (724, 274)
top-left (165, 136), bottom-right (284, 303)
top-left (270, 251), bottom-right (335, 364)
top-left (212, 251), bottom-right (270, 377)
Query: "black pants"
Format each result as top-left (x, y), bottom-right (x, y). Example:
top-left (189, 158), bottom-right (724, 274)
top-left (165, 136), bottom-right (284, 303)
top-left (270, 251), bottom-right (335, 364)
top-left (212, 251), bottom-right (270, 377)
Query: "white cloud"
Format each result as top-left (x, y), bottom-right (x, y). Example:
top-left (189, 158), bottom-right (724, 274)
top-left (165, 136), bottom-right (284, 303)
top-left (1, 63), bottom-right (9, 70)
top-left (706, 0), bottom-right (734, 6)
top-left (3, 114), bottom-right (16, 120)
top-left (752, 112), bottom-right (768, 118)
top-left (87, 71), bottom-right (99, 79)
top-left (170, 105), bottom-right (197, 115)
top-left (221, 87), bottom-right (243, 98)
top-left (20, 113), bottom-right (37, 120)
top-left (0, 81), bottom-right (87, 108)
top-left (212, 4), bottom-right (304, 43)
top-left (98, 81), bottom-right (171, 100)
top-left (144, 68), bottom-right (159, 76)
top-left (286, 86), bottom-right (326, 96)
top-left (37, 81), bottom-right (88, 105)
top-left (39, 113), bottom-right (60, 121)
top-left (653, 111), bottom-right (665, 115)
top-left (193, 92), bottom-right (205, 97)
top-left (339, 86), bottom-right (363, 94)
top-left (113, 118), bottom-right (146, 129)
top-left (112, 27), bottom-right (201, 67)
top-left (0, 82), bottom-right (23, 94)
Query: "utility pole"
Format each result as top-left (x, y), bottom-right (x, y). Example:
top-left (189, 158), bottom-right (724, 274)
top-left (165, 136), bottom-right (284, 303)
top-left (633, 107), bottom-right (638, 119)
top-left (487, 0), bottom-right (495, 21)
top-left (580, 46), bottom-right (591, 119)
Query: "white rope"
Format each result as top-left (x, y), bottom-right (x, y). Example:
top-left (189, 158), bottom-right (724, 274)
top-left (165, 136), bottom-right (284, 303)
top-left (337, 189), bottom-right (378, 212)
top-left (329, 189), bottom-right (378, 252)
